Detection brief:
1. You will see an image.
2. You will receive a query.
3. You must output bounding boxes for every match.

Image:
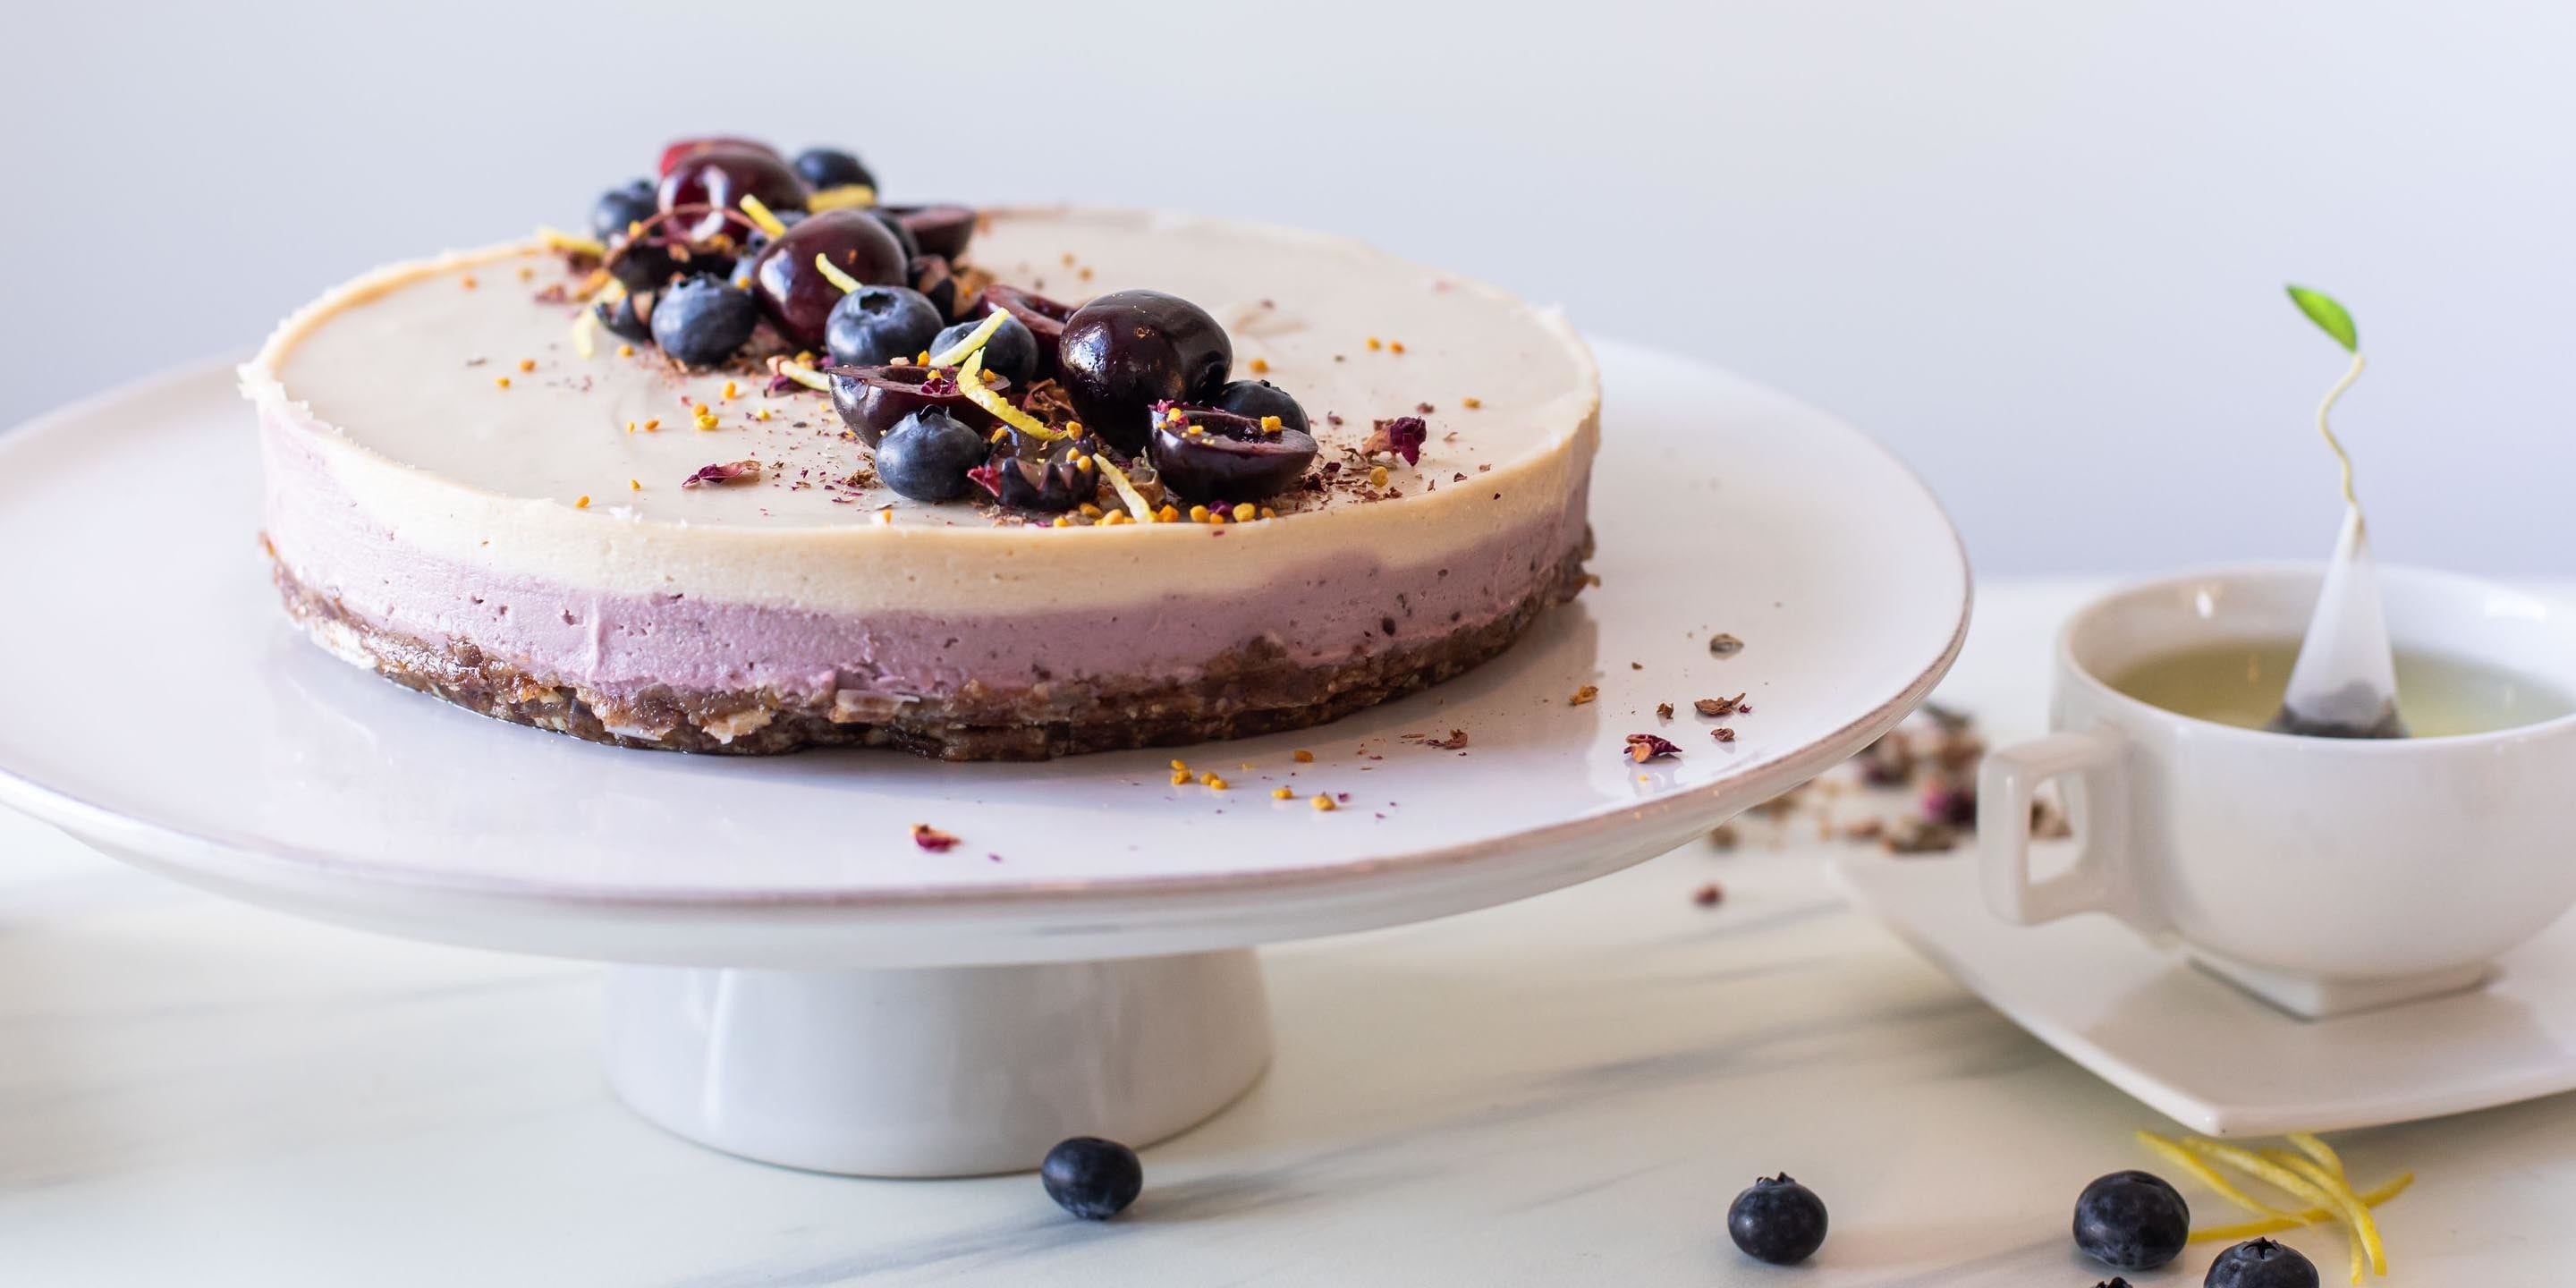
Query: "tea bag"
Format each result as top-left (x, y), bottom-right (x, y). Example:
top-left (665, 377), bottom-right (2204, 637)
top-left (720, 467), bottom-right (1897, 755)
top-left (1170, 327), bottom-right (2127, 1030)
top-left (2268, 285), bottom-right (2404, 739)
top-left (2270, 506), bottom-right (2405, 738)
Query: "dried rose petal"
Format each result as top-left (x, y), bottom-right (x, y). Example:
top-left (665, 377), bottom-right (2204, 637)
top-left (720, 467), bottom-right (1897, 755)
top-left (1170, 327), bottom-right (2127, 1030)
top-left (1364, 415), bottom-right (1428, 465)
top-left (682, 460), bottom-right (763, 488)
top-left (1624, 733), bottom-right (1682, 763)
top-left (911, 823), bottom-right (962, 852)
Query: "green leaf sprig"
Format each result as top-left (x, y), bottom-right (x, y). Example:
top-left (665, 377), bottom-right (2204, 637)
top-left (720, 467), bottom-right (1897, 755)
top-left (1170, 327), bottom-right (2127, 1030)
top-left (2286, 284), bottom-right (2366, 513)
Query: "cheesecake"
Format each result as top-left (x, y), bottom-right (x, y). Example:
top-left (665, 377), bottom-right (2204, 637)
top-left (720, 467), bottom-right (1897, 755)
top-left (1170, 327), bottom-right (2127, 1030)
top-left (243, 142), bottom-right (1598, 758)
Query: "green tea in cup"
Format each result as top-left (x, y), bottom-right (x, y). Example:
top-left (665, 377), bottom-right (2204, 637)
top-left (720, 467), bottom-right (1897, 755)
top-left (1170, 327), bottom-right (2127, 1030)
top-left (2111, 640), bottom-right (2572, 738)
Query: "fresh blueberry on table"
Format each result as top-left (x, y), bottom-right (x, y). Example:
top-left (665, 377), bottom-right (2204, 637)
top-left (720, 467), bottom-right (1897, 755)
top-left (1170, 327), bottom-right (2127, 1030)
top-left (1040, 1136), bottom-right (1143, 1220)
top-left (2072, 1170), bottom-right (2190, 1270)
top-left (930, 313), bottom-right (1039, 386)
top-left (1726, 1174), bottom-right (1828, 1265)
top-left (589, 178), bottom-right (657, 242)
top-left (792, 146), bottom-right (875, 193)
top-left (1212, 378), bottom-right (1310, 436)
top-left (2203, 1238), bottom-right (2319, 1288)
top-left (826, 285), bottom-right (946, 369)
top-left (875, 408), bottom-right (989, 502)
top-left (648, 275), bottom-right (759, 369)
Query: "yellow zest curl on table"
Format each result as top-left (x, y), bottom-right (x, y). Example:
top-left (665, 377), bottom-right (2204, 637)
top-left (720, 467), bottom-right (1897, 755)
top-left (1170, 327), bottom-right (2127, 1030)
top-left (2136, 1130), bottom-right (2405, 1284)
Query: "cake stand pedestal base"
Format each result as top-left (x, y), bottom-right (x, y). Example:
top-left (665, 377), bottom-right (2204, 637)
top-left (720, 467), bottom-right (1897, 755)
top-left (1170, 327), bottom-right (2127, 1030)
top-left (601, 950), bottom-right (1272, 1177)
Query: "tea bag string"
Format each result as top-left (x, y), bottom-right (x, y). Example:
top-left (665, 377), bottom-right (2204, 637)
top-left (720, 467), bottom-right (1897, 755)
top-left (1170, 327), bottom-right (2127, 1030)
top-left (2316, 348), bottom-right (2366, 513)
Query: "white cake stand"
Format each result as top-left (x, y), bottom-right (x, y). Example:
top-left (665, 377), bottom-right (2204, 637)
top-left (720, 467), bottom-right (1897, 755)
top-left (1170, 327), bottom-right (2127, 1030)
top-left (0, 342), bottom-right (1966, 1176)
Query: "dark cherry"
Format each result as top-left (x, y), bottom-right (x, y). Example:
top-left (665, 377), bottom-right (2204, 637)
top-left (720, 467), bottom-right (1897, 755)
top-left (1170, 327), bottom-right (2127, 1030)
top-left (882, 204), bottom-right (977, 260)
top-left (1057, 290), bottom-right (1233, 453)
top-left (792, 147), bottom-right (876, 192)
top-left (749, 209), bottom-right (911, 349)
top-left (1145, 404), bottom-right (1317, 504)
top-left (659, 137), bottom-right (783, 176)
top-left (590, 179), bottom-right (657, 242)
top-left (980, 284), bottom-right (1076, 381)
top-left (593, 289), bottom-right (655, 343)
top-left (1211, 378), bottom-right (1310, 435)
top-left (972, 435), bottom-right (1092, 513)
top-left (658, 147), bottom-right (808, 243)
top-left (826, 363), bottom-right (1011, 446)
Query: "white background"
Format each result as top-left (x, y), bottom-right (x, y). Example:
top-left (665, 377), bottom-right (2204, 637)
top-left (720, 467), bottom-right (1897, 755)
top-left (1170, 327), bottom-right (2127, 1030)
top-left (5, 0), bottom-right (2566, 574)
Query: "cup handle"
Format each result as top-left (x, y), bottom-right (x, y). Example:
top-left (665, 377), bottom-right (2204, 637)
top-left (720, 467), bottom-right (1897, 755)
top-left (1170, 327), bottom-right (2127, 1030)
top-left (1977, 727), bottom-right (2131, 926)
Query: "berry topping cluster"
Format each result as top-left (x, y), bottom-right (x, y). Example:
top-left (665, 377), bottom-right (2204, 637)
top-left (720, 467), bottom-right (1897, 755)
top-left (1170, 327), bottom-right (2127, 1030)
top-left (560, 136), bottom-right (1343, 523)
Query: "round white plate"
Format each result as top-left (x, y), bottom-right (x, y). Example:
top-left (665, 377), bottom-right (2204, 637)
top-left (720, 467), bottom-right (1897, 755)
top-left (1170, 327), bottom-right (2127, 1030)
top-left (0, 343), bottom-right (1967, 968)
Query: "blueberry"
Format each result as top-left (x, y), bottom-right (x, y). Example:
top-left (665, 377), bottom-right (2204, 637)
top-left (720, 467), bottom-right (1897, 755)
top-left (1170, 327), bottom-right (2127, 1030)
top-left (931, 314), bottom-right (1039, 386)
top-left (826, 285), bottom-right (946, 369)
top-left (1211, 379), bottom-right (1310, 435)
top-left (1039, 1136), bottom-right (1142, 1221)
top-left (2204, 1238), bottom-right (2318, 1288)
top-left (589, 178), bottom-right (657, 242)
top-left (648, 275), bottom-right (759, 369)
top-left (593, 290), bottom-right (654, 343)
top-left (875, 408), bottom-right (988, 502)
top-left (1726, 1174), bottom-right (1827, 1266)
top-left (2073, 1170), bottom-right (2190, 1271)
top-left (793, 147), bottom-right (875, 192)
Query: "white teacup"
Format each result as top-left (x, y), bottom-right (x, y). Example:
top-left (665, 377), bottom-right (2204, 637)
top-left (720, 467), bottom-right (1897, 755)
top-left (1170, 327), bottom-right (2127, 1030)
top-left (1979, 564), bottom-right (2576, 1018)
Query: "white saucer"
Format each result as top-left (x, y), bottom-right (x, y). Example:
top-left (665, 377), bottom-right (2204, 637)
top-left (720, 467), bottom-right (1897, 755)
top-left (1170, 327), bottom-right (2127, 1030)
top-left (1838, 847), bottom-right (2576, 1135)
top-left (0, 340), bottom-right (1969, 1174)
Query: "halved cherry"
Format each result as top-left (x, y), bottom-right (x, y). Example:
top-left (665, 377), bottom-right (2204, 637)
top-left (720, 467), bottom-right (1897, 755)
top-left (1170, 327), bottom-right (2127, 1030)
top-left (1145, 404), bottom-right (1316, 504)
top-left (882, 204), bottom-right (978, 260)
top-left (827, 364), bottom-right (1011, 446)
top-left (980, 284), bottom-right (1077, 382)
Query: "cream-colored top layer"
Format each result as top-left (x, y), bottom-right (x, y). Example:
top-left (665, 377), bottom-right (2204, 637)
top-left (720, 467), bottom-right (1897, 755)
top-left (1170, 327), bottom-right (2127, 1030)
top-left (245, 208), bottom-right (1598, 614)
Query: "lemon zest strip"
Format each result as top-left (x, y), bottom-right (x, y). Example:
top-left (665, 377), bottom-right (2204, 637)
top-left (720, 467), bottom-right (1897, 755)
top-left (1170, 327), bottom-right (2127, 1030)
top-left (813, 254), bottom-right (863, 295)
top-left (2287, 1131), bottom-right (2348, 1181)
top-left (927, 310), bottom-right (1009, 368)
top-left (2271, 1149), bottom-right (2387, 1280)
top-left (808, 184), bottom-right (878, 213)
top-left (774, 361), bottom-right (832, 394)
top-left (2188, 1172), bottom-right (2412, 1243)
top-left (956, 350), bottom-right (1062, 441)
top-left (737, 194), bottom-right (790, 239)
top-left (2182, 1138), bottom-right (2382, 1279)
top-left (569, 309), bottom-right (598, 360)
top-left (2135, 1132), bottom-right (2298, 1221)
top-left (1093, 455), bottom-right (1157, 522)
top-left (536, 225), bottom-right (606, 257)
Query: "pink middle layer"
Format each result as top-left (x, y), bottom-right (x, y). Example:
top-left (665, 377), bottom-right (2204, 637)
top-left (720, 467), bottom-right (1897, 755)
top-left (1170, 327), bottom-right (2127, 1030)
top-left (264, 419), bottom-right (1591, 701)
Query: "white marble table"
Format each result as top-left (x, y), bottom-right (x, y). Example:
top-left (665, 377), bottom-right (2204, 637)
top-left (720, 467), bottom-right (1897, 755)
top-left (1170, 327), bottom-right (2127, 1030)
top-left (1, 580), bottom-right (2562, 1285)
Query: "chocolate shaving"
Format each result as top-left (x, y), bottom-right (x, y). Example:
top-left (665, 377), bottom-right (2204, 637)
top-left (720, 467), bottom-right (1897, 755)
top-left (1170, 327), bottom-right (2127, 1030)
top-left (682, 460), bottom-right (763, 488)
top-left (1707, 632), bottom-right (1745, 657)
top-left (1695, 693), bottom-right (1745, 717)
top-left (1656, 702), bottom-right (1675, 721)
top-left (1427, 729), bottom-right (1469, 750)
